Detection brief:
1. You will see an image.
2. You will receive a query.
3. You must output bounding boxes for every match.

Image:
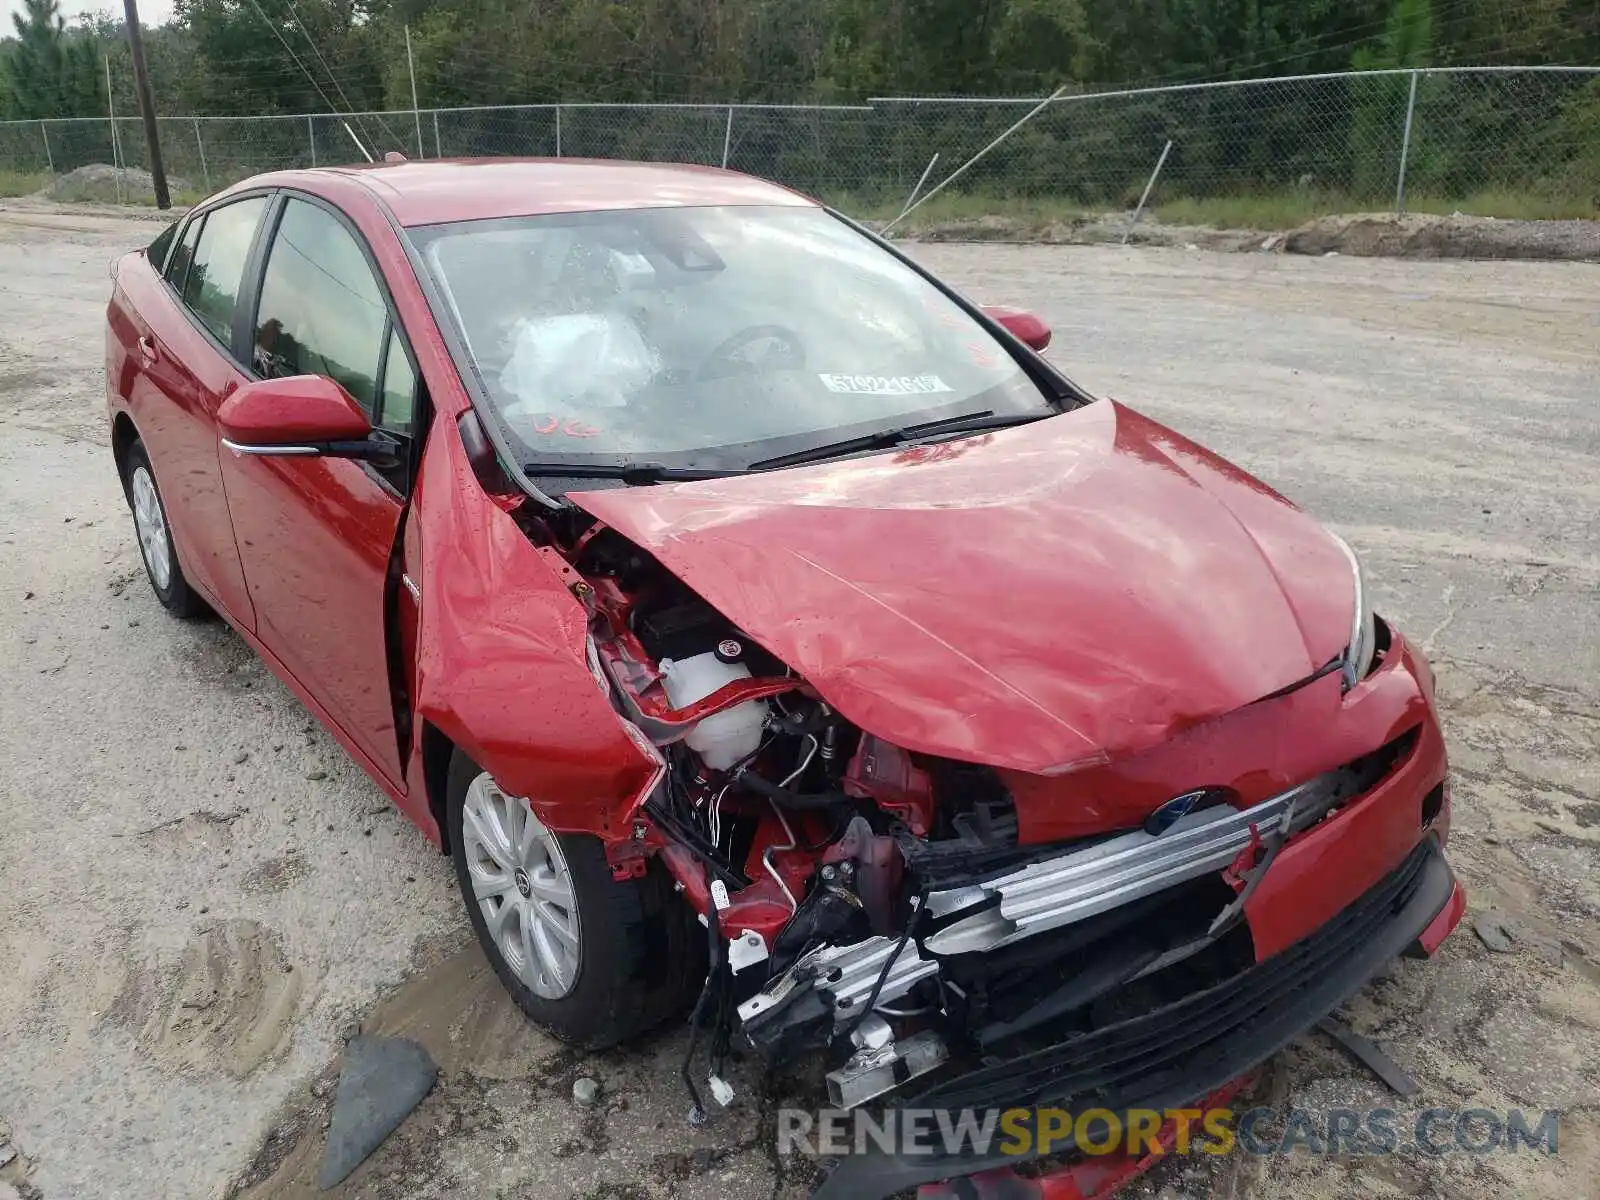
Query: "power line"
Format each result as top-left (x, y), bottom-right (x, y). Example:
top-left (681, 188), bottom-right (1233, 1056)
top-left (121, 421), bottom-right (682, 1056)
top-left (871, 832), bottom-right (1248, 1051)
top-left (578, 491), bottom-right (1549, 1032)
top-left (282, 0), bottom-right (404, 150)
top-left (1137, 0), bottom-right (1482, 86)
top-left (239, 0), bottom-right (343, 117)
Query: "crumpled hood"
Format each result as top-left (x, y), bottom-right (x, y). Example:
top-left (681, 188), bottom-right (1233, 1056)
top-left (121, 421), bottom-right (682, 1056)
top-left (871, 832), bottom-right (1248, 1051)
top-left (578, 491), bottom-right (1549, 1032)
top-left (572, 401), bottom-right (1355, 774)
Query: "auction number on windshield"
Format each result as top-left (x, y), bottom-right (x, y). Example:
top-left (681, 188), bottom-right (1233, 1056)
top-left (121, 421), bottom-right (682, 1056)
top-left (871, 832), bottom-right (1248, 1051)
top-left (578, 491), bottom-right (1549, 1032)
top-left (818, 373), bottom-right (953, 396)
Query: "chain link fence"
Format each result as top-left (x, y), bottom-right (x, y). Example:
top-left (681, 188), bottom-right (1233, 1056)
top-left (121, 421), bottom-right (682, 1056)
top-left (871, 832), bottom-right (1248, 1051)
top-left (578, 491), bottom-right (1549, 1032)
top-left (872, 67), bottom-right (1600, 218)
top-left (1, 67), bottom-right (1595, 220)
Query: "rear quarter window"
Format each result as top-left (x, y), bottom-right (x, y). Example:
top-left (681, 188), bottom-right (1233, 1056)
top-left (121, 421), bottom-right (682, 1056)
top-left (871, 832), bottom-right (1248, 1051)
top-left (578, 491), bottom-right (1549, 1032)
top-left (147, 221), bottom-right (177, 273)
top-left (165, 216), bottom-right (202, 292)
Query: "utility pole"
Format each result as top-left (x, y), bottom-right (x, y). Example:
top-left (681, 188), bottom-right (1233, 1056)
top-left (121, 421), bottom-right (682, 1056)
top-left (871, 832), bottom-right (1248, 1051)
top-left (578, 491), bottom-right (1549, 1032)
top-left (122, 0), bottom-right (170, 209)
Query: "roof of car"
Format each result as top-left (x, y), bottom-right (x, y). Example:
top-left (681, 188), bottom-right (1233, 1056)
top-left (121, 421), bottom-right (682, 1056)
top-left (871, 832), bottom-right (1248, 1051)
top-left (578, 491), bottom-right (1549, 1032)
top-left (282, 158), bottom-right (817, 226)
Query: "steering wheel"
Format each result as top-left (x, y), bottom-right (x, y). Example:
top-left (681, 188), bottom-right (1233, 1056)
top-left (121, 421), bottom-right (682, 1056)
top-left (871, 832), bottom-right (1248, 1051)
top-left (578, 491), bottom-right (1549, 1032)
top-left (699, 325), bottom-right (805, 380)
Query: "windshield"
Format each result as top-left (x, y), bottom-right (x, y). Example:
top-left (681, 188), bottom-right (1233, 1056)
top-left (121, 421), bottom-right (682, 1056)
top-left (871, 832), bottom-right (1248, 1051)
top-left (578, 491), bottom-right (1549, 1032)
top-left (410, 205), bottom-right (1060, 472)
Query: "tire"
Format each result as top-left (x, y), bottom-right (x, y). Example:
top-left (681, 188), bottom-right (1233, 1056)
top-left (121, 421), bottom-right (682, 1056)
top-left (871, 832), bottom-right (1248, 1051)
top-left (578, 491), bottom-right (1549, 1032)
top-left (447, 750), bottom-right (704, 1049)
top-left (123, 440), bottom-right (207, 618)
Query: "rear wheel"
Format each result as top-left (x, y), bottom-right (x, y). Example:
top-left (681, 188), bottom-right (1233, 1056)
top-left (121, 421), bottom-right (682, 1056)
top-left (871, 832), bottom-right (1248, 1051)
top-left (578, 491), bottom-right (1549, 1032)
top-left (446, 751), bottom-right (703, 1048)
top-left (124, 440), bottom-right (206, 618)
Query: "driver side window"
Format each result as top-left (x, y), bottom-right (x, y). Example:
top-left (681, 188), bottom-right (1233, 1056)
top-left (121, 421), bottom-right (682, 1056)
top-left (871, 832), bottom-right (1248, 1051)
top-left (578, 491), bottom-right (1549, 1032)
top-left (253, 198), bottom-right (389, 419)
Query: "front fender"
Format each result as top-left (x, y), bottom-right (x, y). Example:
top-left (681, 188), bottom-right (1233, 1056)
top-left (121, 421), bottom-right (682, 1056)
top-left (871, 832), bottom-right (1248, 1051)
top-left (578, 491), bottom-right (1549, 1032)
top-left (410, 417), bottom-right (658, 840)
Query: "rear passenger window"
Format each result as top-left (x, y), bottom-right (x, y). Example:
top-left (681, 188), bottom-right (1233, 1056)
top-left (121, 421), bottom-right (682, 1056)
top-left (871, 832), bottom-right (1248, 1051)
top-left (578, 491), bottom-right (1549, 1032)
top-left (181, 196), bottom-right (267, 344)
top-left (252, 198), bottom-right (388, 415)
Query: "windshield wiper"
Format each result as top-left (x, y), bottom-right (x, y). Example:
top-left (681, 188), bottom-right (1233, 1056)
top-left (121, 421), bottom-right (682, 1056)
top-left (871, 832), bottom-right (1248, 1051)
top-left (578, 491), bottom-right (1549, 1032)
top-left (747, 410), bottom-right (1051, 472)
top-left (521, 412), bottom-right (1052, 484)
top-left (522, 462), bottom-right (749, 485)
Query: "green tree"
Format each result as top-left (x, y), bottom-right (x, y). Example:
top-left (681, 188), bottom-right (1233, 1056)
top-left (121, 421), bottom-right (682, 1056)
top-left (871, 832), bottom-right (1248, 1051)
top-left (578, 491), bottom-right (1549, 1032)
top-left (2, 0), bottom-right (101, 119)
top-left (1348, 0), bottom-right (1432, 198)
top-left (1352, 0), bottom-right (1432, 71)
top-left (175, 0), bottom-right (385, 116)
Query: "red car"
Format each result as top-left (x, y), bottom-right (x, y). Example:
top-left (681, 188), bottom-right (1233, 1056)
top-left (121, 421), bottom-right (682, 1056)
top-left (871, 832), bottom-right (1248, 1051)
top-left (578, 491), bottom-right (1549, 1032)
top-left (107, 160), bottom-right (1464, 1198)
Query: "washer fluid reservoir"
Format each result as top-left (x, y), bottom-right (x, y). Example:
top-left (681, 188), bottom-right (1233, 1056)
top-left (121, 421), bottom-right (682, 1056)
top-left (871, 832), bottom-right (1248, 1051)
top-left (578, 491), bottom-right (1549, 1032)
top-left (658, 647), bottom-right (768, 771)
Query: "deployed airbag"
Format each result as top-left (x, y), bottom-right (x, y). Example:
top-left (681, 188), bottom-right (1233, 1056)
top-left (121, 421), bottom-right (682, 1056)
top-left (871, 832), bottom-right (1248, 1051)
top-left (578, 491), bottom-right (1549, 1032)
top-left (500, 311), bottom-right (657, 417)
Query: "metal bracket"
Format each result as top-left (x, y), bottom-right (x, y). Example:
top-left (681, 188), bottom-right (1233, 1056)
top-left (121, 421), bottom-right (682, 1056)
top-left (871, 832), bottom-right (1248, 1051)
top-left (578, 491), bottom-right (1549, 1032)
top-left (727, 929), bottom-right (769, 975)
top-left (826, 1029), bottom-right (949, 1108)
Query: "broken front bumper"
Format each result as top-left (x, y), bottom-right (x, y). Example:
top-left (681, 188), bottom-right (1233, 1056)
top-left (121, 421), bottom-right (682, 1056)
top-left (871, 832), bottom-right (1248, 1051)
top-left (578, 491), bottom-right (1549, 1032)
top-left (812, 836), bottom-right (1462, 1200)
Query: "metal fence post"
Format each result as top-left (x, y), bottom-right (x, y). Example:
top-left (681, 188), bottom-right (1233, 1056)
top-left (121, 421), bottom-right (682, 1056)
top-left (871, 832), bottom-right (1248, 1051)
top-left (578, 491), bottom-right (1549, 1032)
top-left (104, 54), bottom-right (123, 205)
top-left (898, 153), bottom-right (940, 219)
top-left (722, 105), bottom-right (734, 168)
top-left (405, 25), bottom-right (424, 159)
top-left (193, 117), bottom-right (210, 191)
top-left (308, 115), bottom-right (316, 166)
top-left (883, 83), bottom-right (1071, 233)
top-left (40, 120), bottom-right (53, 173)
top-left (554, 105), bottom-right (561, 157)
top-left (1395, 69), bottom-right (1420, 214)
top-left (432, 109), bottom-right (441, 158)
top-left (1124, 139), bottom-right (1174, 244)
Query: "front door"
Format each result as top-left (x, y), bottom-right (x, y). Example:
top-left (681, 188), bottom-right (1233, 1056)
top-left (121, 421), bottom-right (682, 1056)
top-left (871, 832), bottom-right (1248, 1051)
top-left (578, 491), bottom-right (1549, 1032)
top-left (217, 195), bottom-right (422, 785)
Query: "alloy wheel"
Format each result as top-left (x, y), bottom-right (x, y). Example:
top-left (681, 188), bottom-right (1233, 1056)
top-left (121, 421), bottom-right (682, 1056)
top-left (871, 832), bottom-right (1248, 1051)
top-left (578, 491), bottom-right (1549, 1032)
top-left (460, 772), bottom-right (582, 999)
top-left (130, 465), bottom-right (171, 592)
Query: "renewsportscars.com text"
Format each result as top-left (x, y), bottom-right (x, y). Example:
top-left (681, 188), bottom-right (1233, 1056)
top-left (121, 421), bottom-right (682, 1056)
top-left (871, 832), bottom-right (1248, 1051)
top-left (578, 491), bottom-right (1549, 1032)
top-left (777, 1106), bottom-right (1560, 1159)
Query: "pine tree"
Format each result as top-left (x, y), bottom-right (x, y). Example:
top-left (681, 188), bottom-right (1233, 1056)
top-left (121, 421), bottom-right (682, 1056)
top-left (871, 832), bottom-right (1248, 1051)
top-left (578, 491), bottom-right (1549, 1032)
top-left (1, 0), bottom-right (108, 121)
top-left (4, 0), bottom-right (70, 119)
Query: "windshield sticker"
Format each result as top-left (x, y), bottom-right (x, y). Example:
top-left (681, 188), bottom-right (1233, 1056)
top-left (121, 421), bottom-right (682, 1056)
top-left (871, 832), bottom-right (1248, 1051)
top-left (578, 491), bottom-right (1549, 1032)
top-left (530, 415), bottom-right (601, 438)
top-left (818, 373), bottom-right (953, 396)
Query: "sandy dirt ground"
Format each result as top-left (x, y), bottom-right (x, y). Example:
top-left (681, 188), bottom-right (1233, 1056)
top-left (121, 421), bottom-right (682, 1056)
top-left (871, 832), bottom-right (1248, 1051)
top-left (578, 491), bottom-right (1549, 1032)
top-left (0, 205), bottom-right (1595, 1200)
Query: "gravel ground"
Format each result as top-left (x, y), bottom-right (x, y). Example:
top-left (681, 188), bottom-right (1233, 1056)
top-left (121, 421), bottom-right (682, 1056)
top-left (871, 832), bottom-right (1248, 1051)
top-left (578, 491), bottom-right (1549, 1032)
top-left (0, 206), bottom-right (1595, 1200)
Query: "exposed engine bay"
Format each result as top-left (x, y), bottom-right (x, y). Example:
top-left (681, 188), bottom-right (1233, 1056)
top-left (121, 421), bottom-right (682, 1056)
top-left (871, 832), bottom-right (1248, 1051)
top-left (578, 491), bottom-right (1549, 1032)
top-left (535, 507), bottom-right (1429, 1121)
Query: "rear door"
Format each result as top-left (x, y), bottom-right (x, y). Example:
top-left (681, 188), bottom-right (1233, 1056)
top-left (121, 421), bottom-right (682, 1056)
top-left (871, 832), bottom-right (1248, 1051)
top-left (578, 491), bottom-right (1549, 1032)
top-left (113, 196), bottom-right (271, 625)
top-left (217, 193), bottom-right (423, 785)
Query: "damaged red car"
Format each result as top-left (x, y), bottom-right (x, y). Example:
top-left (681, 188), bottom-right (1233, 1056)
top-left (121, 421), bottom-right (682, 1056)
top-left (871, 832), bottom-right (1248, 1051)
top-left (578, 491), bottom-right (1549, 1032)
top-left (106, 159), bottom-right (1464, 1199)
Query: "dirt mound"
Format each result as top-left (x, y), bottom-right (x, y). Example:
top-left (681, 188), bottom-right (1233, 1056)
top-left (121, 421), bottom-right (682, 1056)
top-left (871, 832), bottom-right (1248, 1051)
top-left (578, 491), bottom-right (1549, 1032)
top-left (38, 163), bottom-right (191, 205)
top-left (896, 208), bottom-right (1600, 261)
top-left (904, 212), bottom-right (1262, 252)
top-left (1283, 212), bottom-right (1600, 261)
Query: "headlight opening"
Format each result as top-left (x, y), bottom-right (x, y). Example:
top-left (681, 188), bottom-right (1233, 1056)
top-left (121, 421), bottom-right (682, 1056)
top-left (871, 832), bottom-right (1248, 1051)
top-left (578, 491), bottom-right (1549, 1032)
top-left (1332, 533), bottom-right (1378, 691)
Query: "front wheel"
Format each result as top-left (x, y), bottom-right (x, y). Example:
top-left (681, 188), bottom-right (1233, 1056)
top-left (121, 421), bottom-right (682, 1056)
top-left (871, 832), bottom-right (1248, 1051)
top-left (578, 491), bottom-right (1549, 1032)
top-left (446, 751), bottom-right (702, 1048)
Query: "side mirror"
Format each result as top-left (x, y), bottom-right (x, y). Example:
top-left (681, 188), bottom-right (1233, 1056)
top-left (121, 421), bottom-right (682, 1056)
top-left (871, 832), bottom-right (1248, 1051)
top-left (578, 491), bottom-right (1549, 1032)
top-left (219, 375), bottom-right (394, 463)
top-left (982, 305), bottom-right (1053, 352)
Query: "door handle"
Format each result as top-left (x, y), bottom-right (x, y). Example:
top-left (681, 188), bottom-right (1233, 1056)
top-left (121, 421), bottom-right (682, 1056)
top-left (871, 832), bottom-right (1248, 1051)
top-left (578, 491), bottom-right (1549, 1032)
top-left (137, 335), bottom-right (158, 364)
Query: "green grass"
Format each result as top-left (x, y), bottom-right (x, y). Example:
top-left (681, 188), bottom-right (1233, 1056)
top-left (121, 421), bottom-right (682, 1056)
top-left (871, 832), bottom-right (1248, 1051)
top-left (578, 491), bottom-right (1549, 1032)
top-left (0, 169), bottom-right (51, 197)
top-left (129, 187), bottom-right (207, 208)
top-left (1402, 189), bottom-right (1599, 221)
top-left (828, 189), bottom-right (1096, 228)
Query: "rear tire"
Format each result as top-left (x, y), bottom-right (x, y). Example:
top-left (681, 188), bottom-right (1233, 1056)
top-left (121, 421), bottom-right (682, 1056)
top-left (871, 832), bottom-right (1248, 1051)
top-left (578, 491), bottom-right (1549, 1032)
top-left (123, 440), bottom-right (206, 618)
top-left (446, 750), bottom-right (703, 1048)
